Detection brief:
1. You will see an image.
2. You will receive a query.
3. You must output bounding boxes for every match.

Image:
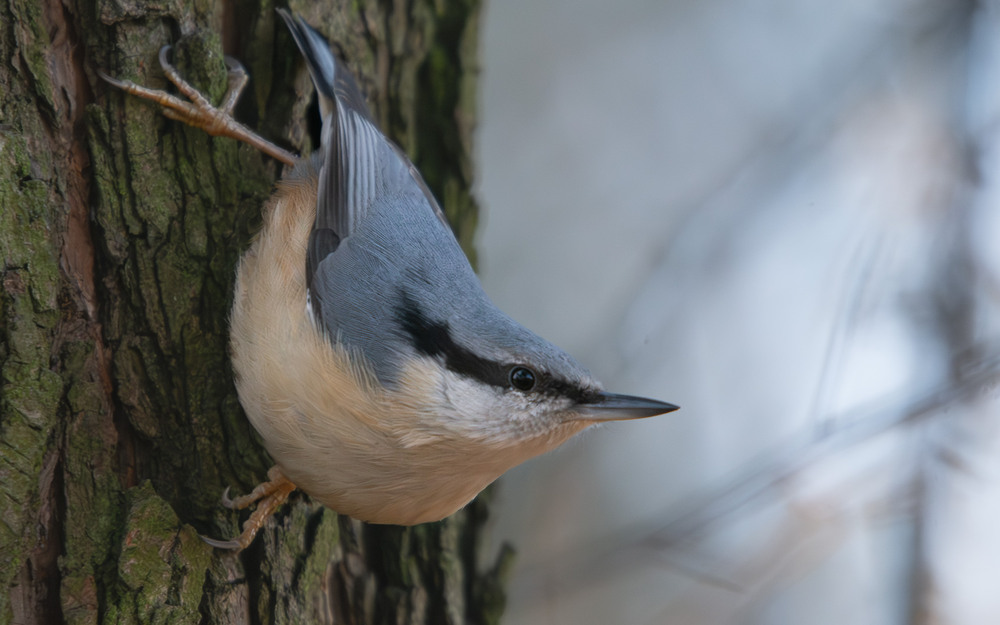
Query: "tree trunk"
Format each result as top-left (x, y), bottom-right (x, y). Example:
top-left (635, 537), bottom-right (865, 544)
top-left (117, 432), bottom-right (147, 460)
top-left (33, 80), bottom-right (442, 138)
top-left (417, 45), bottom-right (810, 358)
top-left (0, 0), bottom-right (510, 623)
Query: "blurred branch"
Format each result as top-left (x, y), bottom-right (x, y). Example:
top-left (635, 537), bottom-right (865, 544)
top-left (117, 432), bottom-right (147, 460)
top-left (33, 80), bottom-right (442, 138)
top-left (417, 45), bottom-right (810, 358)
top-left (514, 344), bottom-right (1000, 602)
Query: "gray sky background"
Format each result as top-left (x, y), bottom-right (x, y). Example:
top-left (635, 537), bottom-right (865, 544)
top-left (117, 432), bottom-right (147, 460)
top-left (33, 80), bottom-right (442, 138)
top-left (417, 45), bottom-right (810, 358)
top-left (475, 1), bottom-right (1000, 624)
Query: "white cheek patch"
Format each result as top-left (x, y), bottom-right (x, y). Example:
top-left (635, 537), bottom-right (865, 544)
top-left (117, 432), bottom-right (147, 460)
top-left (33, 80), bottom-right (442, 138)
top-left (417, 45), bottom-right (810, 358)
top-left (441, 371), bottom-right (503, 424)
top-left (392, 357), bottom-right (569, 445)
top-left (442, 370), bottom-right (562, 442)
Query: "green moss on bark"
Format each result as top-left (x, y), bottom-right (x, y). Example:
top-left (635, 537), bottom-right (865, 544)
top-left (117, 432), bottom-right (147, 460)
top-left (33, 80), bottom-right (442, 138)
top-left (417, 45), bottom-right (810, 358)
top-left (103, 482), bottom-right (211, 625)
top-left (2, 0), bottom-right (507, 622)
top-left (0, 97), bottom-right (65, 625)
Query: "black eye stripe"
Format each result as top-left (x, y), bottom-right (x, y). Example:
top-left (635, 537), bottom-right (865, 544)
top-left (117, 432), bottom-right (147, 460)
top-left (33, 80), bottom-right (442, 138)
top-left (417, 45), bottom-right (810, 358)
top-left (543, 378), bottom-right (601, 404)
top-left (396, 293), bottom-right (599, 403)
top-left (397, 294), bottom-right (508, 388)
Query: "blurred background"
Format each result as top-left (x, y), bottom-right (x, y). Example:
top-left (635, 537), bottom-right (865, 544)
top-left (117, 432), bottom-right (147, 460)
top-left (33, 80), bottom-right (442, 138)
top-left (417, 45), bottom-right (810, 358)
top-left (474, 0), bottom-right (1000, 623)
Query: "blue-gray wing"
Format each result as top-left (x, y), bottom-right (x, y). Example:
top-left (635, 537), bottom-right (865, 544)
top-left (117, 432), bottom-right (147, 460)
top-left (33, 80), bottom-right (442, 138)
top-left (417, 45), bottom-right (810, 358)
top-left (279, 11), bottom-right (457, 367)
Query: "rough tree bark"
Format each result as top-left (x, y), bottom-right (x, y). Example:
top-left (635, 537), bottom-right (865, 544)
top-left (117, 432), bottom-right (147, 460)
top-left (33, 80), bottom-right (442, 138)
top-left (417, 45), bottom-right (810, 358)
top-left (0, 0), bottom-right (512, 623)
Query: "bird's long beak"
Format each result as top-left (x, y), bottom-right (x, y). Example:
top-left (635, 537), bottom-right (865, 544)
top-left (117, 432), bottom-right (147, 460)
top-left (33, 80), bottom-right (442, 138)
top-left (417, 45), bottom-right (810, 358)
top-left (573, 391), bottom-right (679, 421)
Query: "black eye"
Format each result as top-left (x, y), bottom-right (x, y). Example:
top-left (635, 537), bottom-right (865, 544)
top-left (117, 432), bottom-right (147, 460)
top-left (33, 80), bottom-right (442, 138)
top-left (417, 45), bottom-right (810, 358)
top-left (508, 366), bottom-right (536, 391)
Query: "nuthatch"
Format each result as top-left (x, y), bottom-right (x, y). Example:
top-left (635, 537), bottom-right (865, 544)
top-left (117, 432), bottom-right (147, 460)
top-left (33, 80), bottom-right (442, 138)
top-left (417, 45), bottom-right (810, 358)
top-left (102, 10), bottom-right (678, 550)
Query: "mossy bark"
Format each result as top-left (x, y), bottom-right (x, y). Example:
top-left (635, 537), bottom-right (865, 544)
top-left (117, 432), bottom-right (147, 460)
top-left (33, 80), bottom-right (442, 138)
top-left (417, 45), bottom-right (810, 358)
top-left (0, 0), bottom-right (511, 623)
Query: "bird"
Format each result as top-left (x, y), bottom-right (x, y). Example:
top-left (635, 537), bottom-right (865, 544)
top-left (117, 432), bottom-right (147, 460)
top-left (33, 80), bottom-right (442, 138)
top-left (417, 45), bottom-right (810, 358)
top-left (100, 10), bottom-right (678, 550)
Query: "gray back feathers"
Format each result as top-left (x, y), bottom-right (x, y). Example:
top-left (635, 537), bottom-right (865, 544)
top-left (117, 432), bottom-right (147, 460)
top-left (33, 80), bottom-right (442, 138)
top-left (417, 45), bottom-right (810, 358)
top-left (279, 11), bottom-right (597, 395)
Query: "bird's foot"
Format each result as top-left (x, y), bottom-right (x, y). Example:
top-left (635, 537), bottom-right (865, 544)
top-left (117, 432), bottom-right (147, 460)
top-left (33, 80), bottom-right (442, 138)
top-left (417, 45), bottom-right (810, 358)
top-left (99, 45), bottom-right (297, 165)
top-left (201, 466), bottom-right (298, 551)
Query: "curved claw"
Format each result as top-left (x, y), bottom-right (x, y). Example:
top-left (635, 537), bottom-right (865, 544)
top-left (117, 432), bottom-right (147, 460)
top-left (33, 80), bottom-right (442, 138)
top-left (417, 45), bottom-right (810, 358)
top-left (220, 486), bottom-right (235, 509)
top-left (96, 69), bottom-right (124, 89)
top-left (223, 55), bottom-right (246, 75)
top-left (200, 534), bottom-right (245, 550)
top-left (158, 44), bottom-right (173, 70)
